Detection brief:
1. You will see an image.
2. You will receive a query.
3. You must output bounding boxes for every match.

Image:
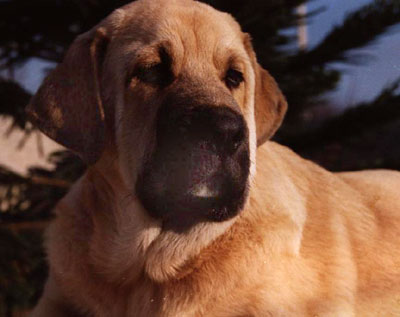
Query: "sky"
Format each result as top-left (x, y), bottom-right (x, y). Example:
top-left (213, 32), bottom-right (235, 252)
top-left (306, 0), bottom-right (400, 108)
top-left (8, 0), bottom-right (400, 110)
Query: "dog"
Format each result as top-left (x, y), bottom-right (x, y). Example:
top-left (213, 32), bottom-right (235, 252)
top-left (27, 0), bottom-right (400, 316)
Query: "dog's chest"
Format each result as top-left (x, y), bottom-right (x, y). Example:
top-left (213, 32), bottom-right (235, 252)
top-left (89, 274), bottom-right (255, 317)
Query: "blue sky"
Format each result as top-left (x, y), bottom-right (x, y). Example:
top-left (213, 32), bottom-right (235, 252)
top-left (307, 0), bottom-right (400, 108)
top-left (9, 0), bottom-right (400, 110)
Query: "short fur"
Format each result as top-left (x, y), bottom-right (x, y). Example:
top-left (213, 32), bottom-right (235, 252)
top-left (27, 0), bottom-right (400, 316)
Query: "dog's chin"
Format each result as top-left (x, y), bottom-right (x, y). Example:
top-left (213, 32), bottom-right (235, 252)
top-left (136, 142), bottom-right (250, 232)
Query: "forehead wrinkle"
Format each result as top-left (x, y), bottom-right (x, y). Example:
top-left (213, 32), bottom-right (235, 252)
top-left (182, 14), bottom-right (241, 76)
top-left (181, 8), bottom-right (209, 61)
top-left (118, 1), bottom-right (245, 80)
top-left (214, 38), bottom-right (240, 62)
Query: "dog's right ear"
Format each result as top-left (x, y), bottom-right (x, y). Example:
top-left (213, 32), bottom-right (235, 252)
top-left (243, 34), bottom-right (287, 147)
top-left (26, 27), bottom-right (109, 164)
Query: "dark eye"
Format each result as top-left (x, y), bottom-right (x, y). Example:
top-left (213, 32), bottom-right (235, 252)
top-left (136, 63), bottom-right (167, 85)
top-left (225, 68), bottom-right (244, 89)
top-left (133, 48), bottom-right (173, 87)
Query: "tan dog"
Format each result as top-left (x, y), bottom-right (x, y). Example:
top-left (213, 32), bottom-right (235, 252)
top-left (27, 0), bottom-right (400, 316)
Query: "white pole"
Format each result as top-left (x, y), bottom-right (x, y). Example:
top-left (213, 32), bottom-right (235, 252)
top-left (297, 4), bottom-right (308, 51)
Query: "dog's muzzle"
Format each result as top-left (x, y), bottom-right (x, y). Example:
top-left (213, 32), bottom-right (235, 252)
top-left (137, 104), bottom-right (250, 231)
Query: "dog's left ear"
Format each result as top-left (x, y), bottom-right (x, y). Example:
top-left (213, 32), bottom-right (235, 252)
top-left (26, 26), bottom-right (109, 164)
top-left (244, 34), bottom-right (288, 146)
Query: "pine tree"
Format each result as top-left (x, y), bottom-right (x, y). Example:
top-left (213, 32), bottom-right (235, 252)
top-left (0, 0), bottom-right (399, 314)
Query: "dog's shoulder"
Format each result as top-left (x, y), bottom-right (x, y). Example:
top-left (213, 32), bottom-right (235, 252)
top-left (255, 141), bottom-right (342, 190)
top-left (338, 169), bottom-right (400, 215)
top-left (338, 169), bottom-right (400, 193)
top-left (336, 169), bottom-right (400, 313)
top-left (336, 168), bottom-right (400, 225)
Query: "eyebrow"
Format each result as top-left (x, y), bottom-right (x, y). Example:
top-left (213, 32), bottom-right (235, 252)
top-left (225, 52), bottom-right (246, 72)
top-left (132, 41), bottom-right (173, 65)
top-left (124, 42), bottom-right (175, 86)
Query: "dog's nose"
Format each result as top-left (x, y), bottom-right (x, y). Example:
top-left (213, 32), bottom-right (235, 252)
top-left (139, 104), bottom-right (250, 229)
top-left (160, 105), bottom-right (247, 153)
top-left (211, 107), bottom-right (246, 151)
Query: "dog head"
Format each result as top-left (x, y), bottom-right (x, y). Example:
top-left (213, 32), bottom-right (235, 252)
top-left (26, 0), bottom-right (287, 231)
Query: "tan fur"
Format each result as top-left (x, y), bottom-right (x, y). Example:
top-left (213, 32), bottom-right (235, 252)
top-left (29, 0), bottom-right (400, 316)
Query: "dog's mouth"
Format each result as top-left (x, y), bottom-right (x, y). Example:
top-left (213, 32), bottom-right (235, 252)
top-left (136, 105), bottom-right (250, 231)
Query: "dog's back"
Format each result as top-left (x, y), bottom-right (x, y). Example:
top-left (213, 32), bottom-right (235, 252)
top-left (249, 143), bottom-right (400, 316)
top-left (336, 169), bottom-right (400, 315)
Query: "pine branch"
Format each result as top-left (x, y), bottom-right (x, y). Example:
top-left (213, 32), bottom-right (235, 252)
top-left (0, 150), bottom-right (84, 312)
top-left (0, 151), bottom-right (85, 224)
top-left (0, 227), bottom-right (47, 312)
top-left (0, 0), bottom-right (132, 68)
top-left (283, 79), bottom-right (400, 150)
top-left (291, 0), bottom-right (400, 69)
top-left (0, 78), bottom-right (31, 131)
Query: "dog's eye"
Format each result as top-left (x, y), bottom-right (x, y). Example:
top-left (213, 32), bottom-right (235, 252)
top-left (133, 47), bottom-right (173, 87)
top-left (225, 68), bottom-right (244, 89)
top-left (135, 63), bottom-right (171, 86)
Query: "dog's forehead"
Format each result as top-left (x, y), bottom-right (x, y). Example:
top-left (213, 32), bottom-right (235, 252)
top-left (114, 0), bottom-right (244, 51)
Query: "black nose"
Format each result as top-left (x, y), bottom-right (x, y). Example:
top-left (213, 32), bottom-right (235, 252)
top-left (159, 105), bottom-right (247, 154)
top-left (138, 104), bottom-right (250, 231)
top-left (211, 107), bottom-right (246, 151)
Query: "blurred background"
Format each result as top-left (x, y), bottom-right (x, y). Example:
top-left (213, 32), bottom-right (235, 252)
top-left (0, 0), bottom-right (399, 315)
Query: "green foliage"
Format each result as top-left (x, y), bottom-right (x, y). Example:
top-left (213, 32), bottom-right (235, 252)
top-left (0, 228), bottom-right (47, 314)
top-left (285, 79), bottom-right (400, 150)
top-left (292, 0), bottom-right (400, 67)
top-left (0, 0), bottom-right (131, 67)
top-left (0, 151), bottom-right (84, 223)
top-left (0, 79), bottom-right (31, 130)
top-left (0, 152), bottom-right (83, 314)
top-left (282, 0), bottom-right (400, 122)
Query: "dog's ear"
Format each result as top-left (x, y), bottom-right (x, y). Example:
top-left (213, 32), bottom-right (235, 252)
top-left (26, 27), bottom-right (109, 164)
top-left (244, 34), bottom-right (287, 146)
